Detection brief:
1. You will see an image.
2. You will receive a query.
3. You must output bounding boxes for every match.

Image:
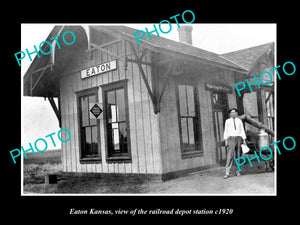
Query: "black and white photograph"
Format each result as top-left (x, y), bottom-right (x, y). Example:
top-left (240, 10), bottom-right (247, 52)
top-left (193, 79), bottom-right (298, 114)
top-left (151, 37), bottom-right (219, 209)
top-left (21, 23), bottom-right (276, 195)
top-left (4, 4), bottom-right (299, 220)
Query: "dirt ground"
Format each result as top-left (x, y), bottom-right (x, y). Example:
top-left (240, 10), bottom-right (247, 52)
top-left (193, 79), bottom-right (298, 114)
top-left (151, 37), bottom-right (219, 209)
top-left (23, 152), bottom-right (275, 195)
top-left (148, 167), bottom-right (274, 194)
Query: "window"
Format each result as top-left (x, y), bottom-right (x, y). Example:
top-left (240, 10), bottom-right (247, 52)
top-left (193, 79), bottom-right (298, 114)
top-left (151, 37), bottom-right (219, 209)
top-left (77, 88), bottom-right (101, 163)
top-left (243, 92), bottom-right (259, 120)
top-left (102, 80), bottom-right (131, 162)
top-left (265, 90), bottom-right (274, 131)
top-left (176, 82), bottom-right (202, 157)
top-left (212, 92), bottom-right (227, 107)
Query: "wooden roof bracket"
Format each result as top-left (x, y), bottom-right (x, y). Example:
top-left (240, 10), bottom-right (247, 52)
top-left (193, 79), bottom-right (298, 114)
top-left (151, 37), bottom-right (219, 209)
top-left (129, 43), bottom-right (174, 114)
top-left (129, 42), bottom-right (159, 114)
top-left (47, 94), bottom-right (61, 128)
top-left (30, 62), bottom-right (53, 96)
top-left (155, 63), bottom-right (173, 113)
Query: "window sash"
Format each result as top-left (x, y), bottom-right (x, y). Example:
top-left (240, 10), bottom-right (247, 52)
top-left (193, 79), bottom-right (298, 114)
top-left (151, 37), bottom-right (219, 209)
top-left (101, 80), bottom-right (131, 162)
top-left (77, 88), bottom-right (101, 161)
top-left (80, 125), bottom-right (98, 157)
top-left (176, 82), bottom-right (202, 155)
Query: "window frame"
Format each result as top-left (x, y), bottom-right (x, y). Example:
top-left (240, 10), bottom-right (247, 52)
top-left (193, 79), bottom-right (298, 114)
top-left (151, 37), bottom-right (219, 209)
top-left (175, 78), bottom-right (203, 158)
top-left (76, 87), bottom-right (101, 164)
top-left (101, 79), bottom-right (132, 163)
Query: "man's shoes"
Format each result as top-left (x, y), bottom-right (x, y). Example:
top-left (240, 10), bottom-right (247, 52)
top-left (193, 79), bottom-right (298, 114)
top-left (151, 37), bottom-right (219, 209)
top-left (223, 174), bottom-right (229, 179)
top-left (236, 171), bottom-right (242, 176)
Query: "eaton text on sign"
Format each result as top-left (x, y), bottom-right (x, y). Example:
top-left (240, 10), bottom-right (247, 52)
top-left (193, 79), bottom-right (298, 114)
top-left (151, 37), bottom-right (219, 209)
top-left (81, 60), bottom-right (117, 79)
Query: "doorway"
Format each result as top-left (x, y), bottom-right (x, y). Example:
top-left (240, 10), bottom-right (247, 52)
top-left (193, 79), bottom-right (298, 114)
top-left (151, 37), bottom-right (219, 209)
top-left (211, 91), bottom-right (229, 166)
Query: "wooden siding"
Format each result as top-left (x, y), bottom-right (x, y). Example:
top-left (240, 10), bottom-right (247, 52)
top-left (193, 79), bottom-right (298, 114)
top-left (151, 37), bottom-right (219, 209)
top-left (59, 40), bottom-right (162, 174)
top-left (158, 65), bottom-right (237, 174)
top-left (59, 32), bottom-right (239, 175)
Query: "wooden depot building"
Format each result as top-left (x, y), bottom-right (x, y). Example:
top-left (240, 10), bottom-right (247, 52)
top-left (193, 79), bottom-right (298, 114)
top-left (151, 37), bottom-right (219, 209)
top-left (23, 25), bottom-right (275, 180)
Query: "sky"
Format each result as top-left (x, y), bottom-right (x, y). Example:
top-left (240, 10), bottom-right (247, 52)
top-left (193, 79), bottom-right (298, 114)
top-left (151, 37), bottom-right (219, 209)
top-left (21, 23), bottom-right (276, 148)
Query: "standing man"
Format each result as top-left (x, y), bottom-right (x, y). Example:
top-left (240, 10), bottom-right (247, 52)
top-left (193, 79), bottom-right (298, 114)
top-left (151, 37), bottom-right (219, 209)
top-left (223, 108), bottom-right (246, 179)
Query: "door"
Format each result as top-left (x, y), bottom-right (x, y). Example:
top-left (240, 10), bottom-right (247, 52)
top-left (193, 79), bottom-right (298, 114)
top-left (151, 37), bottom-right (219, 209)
top-left (211, 92), bottom-right (228, 166)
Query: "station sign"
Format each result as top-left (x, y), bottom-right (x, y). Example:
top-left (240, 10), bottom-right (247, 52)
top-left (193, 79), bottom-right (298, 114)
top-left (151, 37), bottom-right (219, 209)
top-left (81, 60), bottom-right (117, 79)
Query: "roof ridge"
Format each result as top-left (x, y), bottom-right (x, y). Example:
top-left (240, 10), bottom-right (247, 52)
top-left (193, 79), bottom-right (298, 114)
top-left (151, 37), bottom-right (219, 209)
top-left (217, 55), bottom-right (248, 70)
top-left (221, 42), bottom-right (274, 56)
top-left (220, 42), bottom-right (274, 72)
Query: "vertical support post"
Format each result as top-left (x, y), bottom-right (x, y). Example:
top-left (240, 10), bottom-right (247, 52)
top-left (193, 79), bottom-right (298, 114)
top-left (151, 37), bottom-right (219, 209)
top-left (122, 39), bottom-right (127, 70)
top-left (234, 72), bottom-right (245, 114)
top-left (256, 88), bottom-right (264, 123)
top-left (57, 95), bottom-right (62, 128)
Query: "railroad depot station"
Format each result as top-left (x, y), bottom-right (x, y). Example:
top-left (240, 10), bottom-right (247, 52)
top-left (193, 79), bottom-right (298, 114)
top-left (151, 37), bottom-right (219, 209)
top-left (23, 25), bottom-right (275, 180)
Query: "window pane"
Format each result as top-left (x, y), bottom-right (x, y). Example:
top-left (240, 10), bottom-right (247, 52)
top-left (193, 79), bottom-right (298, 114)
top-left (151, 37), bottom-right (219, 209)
top-left (119, 122), bottom-right (128, 153)
top-left (220, 93), bottom-right (226, 105)
top-left (91, 126), bottom-right (98, 155)
top-left (107, 124), bottom-right (113, 154)
top-left (178, 85), bottom-right (188, 116)
top-left (107, 90), bottom-right (115, 105)
top-left (116, 88), bottom-right (125, 122)
top-left (212, 93), bottom-right (226, 105)
top-left (81, 96), bottom-right (89, 127)
top-left (112, 122), bottom-right (118, 129)
top-left (107, 90), bottom-right (116, 123)
top-left (89, 95), bottom-right (97, 126)
top-left (214, 112), bottom-right (220, 142)
top-left (113, 128), bottom-right (120, 151)
top-left (212, 93), bottom-right (218, 105)
top-left (187, 118), bottom-right (195, 146)
top-left (243, 92), bottom-right (258, 117)
top-left (181, 118), bottom-right (188, 146)
top-left (218, 112), bottom-right (224, 140)
top-left (186, 86), bottom-right (195, 116)
top-left (85, 127), bottom-right (92, 155)
top-left (110, 105), bottom-right (117, 123)
top-left (270, 95), bottom-right (274, 116)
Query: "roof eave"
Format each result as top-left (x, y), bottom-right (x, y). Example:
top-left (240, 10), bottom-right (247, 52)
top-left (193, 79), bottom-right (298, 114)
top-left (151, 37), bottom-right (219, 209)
top-left (93, 26), bottom-right (248, 73)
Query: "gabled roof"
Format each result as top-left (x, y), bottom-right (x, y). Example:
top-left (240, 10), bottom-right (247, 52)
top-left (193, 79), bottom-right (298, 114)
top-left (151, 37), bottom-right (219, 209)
top-left (220, 42), bottom-right (274, 72)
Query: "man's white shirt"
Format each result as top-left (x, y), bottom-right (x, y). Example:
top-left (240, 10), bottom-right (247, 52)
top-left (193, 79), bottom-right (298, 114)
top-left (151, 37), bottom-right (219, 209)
top-left (223, 117), bottom-right (246, 140)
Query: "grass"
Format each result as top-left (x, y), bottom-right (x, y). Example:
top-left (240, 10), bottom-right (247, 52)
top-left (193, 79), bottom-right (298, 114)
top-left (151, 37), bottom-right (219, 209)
top-left (23, 149), bottom-right (153, 194)
top-left (24, 149), bottom-right (61, 165)
top-left (23, 149), bottom-right (62, 192)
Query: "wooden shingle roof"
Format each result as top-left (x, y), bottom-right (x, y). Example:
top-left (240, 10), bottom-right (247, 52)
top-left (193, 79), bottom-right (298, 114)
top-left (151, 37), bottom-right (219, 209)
top-left (96, 25), bottom-right (248, 73)
top-left (220, 42), bottom-right (274, 72)
top-left (98, 26), bottom-right (274, 74)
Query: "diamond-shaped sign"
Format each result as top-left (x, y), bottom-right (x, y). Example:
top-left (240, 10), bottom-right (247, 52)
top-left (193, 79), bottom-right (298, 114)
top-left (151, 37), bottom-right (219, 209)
top-left (90, 104), bottom-right (102, 118)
